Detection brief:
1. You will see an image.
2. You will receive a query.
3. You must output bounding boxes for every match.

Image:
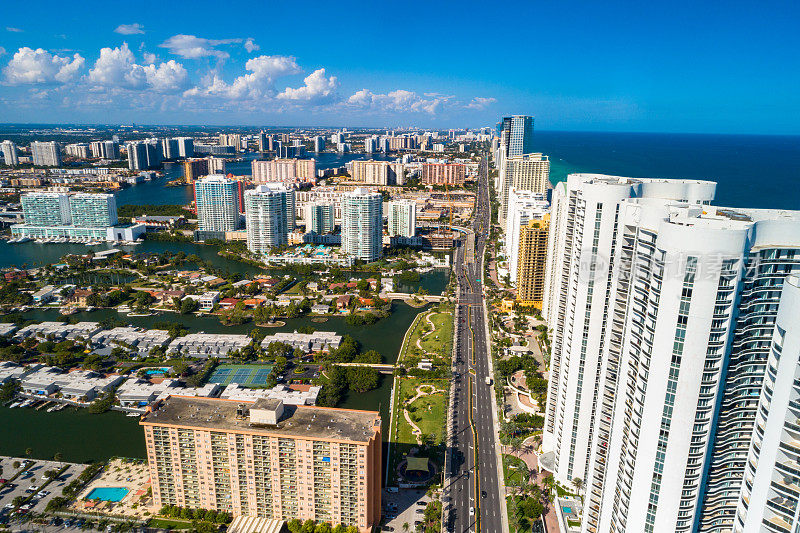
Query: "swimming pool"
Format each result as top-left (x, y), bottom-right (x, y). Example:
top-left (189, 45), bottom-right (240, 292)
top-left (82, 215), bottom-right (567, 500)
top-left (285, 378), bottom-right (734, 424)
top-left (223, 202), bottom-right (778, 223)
top-left (143, 367), bottom-right (169, 376)
top-left (562, 506), bottom-right (572, 514)
top-left (85, 487), bottom-right (129, 502)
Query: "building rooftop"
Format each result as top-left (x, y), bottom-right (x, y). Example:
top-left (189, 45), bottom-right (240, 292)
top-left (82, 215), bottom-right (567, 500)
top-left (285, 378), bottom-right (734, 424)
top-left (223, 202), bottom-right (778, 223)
top-left (141, 395), bottom-right (380, 443)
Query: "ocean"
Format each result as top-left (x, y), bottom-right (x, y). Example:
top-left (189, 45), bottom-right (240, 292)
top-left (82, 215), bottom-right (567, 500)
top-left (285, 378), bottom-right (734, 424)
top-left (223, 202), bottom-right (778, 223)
top-left (535, 131), bottom-right (800, 211)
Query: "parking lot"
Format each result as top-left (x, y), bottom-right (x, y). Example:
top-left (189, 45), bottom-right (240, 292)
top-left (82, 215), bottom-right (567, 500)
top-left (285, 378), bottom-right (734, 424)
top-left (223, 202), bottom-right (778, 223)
top-left (379, 488), bottom-right (432, 532)
top-left (0, 456), bottom-right (88, 521)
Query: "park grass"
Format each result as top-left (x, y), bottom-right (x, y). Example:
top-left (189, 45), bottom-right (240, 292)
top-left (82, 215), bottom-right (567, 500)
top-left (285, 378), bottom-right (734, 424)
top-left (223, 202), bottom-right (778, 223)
top-left (388, 376), bottom-right (448, 484)
top-left (419, 308), bottom-right (454, 357)
top-left (147, 518), bottom-right (193, 529)
top-left (503, 454), bottom-right (529, 487)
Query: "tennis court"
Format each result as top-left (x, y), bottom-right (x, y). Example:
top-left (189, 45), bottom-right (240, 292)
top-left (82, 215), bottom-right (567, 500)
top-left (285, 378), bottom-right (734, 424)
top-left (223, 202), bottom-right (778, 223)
top-left (207, 364), bottom-right (274, 387)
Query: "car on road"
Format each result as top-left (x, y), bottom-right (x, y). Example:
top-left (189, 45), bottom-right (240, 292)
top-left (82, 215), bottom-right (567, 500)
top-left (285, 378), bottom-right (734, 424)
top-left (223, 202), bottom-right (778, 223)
top-left (482, 490), bottom-right (487, 498)
top-left (469, 506), bottom-right (475, 516)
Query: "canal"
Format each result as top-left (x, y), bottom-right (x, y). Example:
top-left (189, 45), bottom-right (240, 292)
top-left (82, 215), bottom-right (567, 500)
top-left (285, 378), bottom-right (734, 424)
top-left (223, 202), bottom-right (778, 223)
top-left (0, 405), bottom-right (146, 463)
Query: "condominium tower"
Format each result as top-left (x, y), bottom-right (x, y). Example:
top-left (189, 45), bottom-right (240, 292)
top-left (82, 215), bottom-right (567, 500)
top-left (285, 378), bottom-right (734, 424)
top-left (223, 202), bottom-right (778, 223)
top-left (542, 173), bottom-right (800, 533)
top-left (141, 396), bottom-right (382, 532)
top-left (386, 200), bottom-right (417, 238)
top-left (499, 153), bottom-right (550, 222)
top-left (21, 192), bottom-right (72, 226)
top-left (499, 115), bottom-right (535, 157)
top-left (244, 184), bottom-right (295, 253)
top-left (350, 160), bottom-right (404, 186)
top-left (505, 189), bottom-right (549, 283)
top-left (305, 203), bottom-right (336, 234)
top-left (69, 193), bottom-right (117, 227)
top-left (251, 159), bottom-right (316, 185)
top-left (1, 140), bottom-right (19, 166)
top-left (195, 176), bottom-right (240, 233)
top-left (515, 216), bottom-right (550, 308)
top-left (31, 141), bottom-right (62, 167)
top-left (341, 188), bottom-right (383, 262)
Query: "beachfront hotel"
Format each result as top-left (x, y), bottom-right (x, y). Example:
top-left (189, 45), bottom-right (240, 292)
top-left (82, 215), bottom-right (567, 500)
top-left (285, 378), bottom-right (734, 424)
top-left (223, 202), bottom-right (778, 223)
top-left (141, 396), bottom-right (382, 532)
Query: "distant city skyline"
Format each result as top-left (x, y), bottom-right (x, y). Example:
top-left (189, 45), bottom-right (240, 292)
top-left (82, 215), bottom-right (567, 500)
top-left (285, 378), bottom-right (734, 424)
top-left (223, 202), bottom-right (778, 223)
top-left (1, 0), bottom-right (798, 134)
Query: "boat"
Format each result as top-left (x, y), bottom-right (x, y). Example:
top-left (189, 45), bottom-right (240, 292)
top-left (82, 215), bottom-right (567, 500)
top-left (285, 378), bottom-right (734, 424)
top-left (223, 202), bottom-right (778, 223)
top-left (127, 412), bottom-right (142, 417)
top-left (47, 404), bottom-right (60, 412)
top-left (60, 307), bottom-right (77, 315)
top-left (8, 401), bottom-right (22, 408)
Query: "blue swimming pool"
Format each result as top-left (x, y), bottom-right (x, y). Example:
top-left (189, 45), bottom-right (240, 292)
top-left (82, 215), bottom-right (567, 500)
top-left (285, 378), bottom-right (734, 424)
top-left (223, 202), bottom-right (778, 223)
top-left (562, 506), bottom-right (572, 514)
top-left (85, 487), bottom-right (129, 502)
top-left (144, 367), bottom-right (169, 375)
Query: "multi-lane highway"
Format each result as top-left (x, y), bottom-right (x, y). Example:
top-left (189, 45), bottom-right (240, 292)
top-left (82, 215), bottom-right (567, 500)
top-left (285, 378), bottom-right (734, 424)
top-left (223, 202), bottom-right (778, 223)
top-left (444, 156), bottom-right (506, 533)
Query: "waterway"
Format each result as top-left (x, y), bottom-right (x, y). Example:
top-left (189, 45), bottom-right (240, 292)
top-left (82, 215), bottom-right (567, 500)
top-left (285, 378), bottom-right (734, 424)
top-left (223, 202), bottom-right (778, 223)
top-left (0, 300), bottom-right (424, 462)
top-left (0, 405), bottom-right (146, 463)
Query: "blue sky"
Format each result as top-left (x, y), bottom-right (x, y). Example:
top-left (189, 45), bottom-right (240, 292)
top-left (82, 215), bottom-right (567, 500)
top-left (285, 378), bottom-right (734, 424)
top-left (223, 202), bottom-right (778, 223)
top-left (0, 0), bottom-right (798, 133)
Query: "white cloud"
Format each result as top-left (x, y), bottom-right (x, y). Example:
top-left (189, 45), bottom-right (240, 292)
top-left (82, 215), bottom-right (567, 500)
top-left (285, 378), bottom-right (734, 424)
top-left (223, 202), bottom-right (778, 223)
top-left (465, 96), bottom-right (497, 110)
top-left (346, 88), bottom-right (451, 114)
top-left (142, 52), bottom-right (157, 64)
top-left (160, 34), bottom-right (242, 59)
top-left (244, 38), bottom-right (259, 53)
top-left (6, 27), bottom-right (23, 33)
top-left (114, 23), bottom-right (144, 35)
top-left (88, 43), bottom-right (187, 93)
top-left (88, 43), bottom-right (146, 89)
top-left (3, 47), bottom-right (85, 85)
top-left (278, 68), bottom-right (337, 103)
top-left (186, 54), bottom-right (301, 100)
top-left (143, 60), bottom-right (188, 92)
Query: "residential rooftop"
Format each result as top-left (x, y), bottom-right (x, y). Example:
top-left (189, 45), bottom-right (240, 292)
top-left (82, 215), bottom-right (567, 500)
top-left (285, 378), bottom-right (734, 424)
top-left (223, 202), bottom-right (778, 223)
top-left (141, 395), bottom-right (380, 443)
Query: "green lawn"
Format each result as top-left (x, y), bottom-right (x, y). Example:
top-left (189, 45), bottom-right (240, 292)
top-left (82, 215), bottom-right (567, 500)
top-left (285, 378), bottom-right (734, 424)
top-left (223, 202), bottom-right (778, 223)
top-left (503, 454), bottom-right (529, 487)
top-left (147, 518), bottom-right (193, 530)
top-left (419, 309), bottom-right (454, 357)
top-left (389, 377), bottom-right (448, 484)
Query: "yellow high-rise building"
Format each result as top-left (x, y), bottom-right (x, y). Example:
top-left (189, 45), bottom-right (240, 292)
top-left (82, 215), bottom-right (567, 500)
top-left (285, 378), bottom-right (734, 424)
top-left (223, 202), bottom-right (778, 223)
top-left (516, 215), bottom-right (550, 308)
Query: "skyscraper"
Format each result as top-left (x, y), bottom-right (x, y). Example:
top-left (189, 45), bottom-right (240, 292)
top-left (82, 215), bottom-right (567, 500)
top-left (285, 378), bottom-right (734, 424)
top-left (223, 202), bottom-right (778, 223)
top-left (313, 136), bottom-right (325, 152)
top-left (21, 192), bottom-right (72, 226)
top-left (127, 141), bottom-right (161, 170)
top-left (244, 184), bottom-right (295, 253)
top-left (90, 140), bottom-right (119, 160)
top-left (500, 115), bottom-right (535, 157)
top-left (69, 193), bottom-right (118, 227)
top-left (733, 275), bottom-right (800, 532)
top-left (499, 153), bottom-right (550, 222)
top-left (161, 138), bottom-right (179, 160)
top-left (387, 200), bottom-right (417, 238)
top-left (183, 158), bottom-right (209, 184)
top-left (1, 140), bottom-right (19, 166)
top-left (542, 173), bottom-right (800, 533)
top-left (515, 216), bottom-right (550, 307)
top-left (30, 141), bottom-right (62, 166)
top-left (176, 137), bottom-right (195, 158)
top-left (350, 161), bottom-right (404, 186)
top-left (305, 202), bottom-right (336, 234)
top-left (195, 176), bottom-right (240, 234)
top-left (251, 159), bottom-right (316, 185)
top-left (505, 189), bottom-right (549, 283)
top-left (342, 188), bottom-right (383, 262)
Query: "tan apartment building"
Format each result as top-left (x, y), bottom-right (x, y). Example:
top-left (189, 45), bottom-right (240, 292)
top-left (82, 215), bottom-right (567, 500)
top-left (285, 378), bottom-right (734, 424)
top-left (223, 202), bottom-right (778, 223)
top-left (183, 158), bottom-right (209, 184)
top-left (350, 160), bottom-right (404, 185)
top-left (251, 159), bottom-right (317, 185)
top-left (516, 215), bottom-right (549, 308)
top-left (141, 396), bottom-right (381, 532)
top-left (499, 153), bottom-right (550, 221)
top-left (420, 163), bottom-right (466, 186)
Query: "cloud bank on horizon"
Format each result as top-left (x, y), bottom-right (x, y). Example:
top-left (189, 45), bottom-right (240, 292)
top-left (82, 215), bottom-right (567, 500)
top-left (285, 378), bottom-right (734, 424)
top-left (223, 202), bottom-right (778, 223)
top-left (0, 27), bottom-right (497, 125)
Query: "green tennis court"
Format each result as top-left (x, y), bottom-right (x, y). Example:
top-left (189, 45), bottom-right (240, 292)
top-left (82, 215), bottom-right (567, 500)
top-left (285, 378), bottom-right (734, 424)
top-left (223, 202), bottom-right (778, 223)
top-left (207, 364), bottom-right (274, 387)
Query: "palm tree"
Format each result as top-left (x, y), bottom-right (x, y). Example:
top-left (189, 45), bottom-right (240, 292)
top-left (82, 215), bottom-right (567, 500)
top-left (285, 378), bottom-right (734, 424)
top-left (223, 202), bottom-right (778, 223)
top-left (25, 447), bottom-right (33, 458)
top-left (571, 477), bottom-right (584, 495)
top-left (402, 523), bottom-right (410, 532)
top-left (54, 452), bottom-right (63, 464)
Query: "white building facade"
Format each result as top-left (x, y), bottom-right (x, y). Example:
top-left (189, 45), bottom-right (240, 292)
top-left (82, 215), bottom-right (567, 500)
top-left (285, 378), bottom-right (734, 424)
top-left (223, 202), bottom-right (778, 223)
top-left (341, 188), bottom-right (383, 262)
